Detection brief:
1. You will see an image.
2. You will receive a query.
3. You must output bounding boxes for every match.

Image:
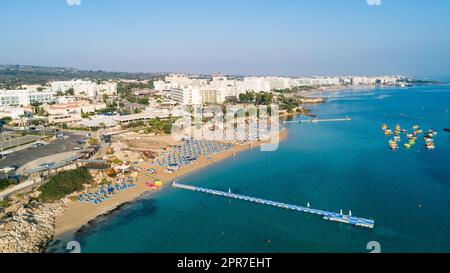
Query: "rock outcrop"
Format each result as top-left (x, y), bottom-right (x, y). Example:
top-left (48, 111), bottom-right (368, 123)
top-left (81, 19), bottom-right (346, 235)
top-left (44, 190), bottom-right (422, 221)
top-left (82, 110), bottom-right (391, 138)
top-left (0, 200), bottom-right (68, 253)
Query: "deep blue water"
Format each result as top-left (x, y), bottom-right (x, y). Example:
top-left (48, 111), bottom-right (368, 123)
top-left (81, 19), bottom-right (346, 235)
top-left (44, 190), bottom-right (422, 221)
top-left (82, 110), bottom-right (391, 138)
top-left (50, 84), bottom-right (450, 253)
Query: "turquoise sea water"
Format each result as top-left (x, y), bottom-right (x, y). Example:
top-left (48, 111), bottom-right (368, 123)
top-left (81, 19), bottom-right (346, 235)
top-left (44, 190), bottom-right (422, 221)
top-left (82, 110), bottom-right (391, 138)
top-left (50, 84), bottom-right (450, 253)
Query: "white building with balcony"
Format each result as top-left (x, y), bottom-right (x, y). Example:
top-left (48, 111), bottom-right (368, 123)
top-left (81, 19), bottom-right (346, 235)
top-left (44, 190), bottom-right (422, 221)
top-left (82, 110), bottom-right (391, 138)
top-left (0, 90), bottom-right (55, 106)
top-left (169, 88), bottom-right (201, 106)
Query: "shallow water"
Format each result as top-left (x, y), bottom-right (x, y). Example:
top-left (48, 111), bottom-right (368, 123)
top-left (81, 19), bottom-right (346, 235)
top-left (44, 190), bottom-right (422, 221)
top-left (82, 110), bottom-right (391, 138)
top-left (48, 84), bottom-right (450, 253)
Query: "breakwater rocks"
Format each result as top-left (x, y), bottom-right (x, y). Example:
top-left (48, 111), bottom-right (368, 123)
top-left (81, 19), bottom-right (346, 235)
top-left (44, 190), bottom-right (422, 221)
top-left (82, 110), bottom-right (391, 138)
top-left (0, 200), bottom-right (68, 253)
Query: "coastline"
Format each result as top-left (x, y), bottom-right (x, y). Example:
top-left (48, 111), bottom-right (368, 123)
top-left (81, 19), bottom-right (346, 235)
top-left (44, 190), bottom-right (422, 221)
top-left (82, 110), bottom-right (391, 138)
top-left (47, 84), bottom-right (401, 249)
top-left (52, 128), bottom-right (289, 243)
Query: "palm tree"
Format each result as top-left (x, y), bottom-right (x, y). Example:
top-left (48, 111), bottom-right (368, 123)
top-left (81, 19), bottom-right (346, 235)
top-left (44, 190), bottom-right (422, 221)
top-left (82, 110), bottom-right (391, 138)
top-left (88, 137), bottom-right (100, 145)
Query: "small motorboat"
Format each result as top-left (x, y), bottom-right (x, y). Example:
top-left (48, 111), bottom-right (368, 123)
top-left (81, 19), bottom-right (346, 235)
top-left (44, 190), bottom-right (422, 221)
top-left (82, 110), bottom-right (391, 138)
top-left (389, 140), bottom-right (399, 150)
top-left (444, 128), bottom-right (450, 133)
top-left (425, 145), bottom-right (436, 150)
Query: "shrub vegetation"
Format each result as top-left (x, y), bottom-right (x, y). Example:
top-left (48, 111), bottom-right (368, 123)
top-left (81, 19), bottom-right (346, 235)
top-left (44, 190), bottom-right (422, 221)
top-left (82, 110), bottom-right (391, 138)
top-left (39, 168), bottom-right (93, 202)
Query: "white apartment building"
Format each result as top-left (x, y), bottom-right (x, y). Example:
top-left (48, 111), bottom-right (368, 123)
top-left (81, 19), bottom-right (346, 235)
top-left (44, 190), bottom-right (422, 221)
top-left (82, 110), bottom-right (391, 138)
top-left (0, 106), bottom-right (26, 119)
top-left (55, 96), bottom-right (77, 104)
top-left (351, 77), bottom-right (377, 85)
top-left (44, 101), bottom-right (107, 125)
top-left (297, 77), bottom-right (341, 86)
top-left (200, 89), bottom-right (223, 104)
top-left (236, 77), bottom-right (299, 92)
top-left (44, 101), bottom-right (107, 116)
top-left (169, 88), bottom-right (201, 105)
top-left (164, 75), bottom-right (208, 89)
top-left (50, 80), bottom-right (117, 98)
top-left (237, 77), bottom-right (271, 92)
top-left (154, 80), bottom-right (179, 91)
top-left (0, 90), bottom-right (55, 106)
top-left (210, 76), bottom-right (237, 89)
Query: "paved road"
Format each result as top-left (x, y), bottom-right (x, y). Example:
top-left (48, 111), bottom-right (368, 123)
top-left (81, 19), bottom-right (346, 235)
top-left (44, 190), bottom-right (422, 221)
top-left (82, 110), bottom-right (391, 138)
top-left (0, 132), bottom-right (87, 170)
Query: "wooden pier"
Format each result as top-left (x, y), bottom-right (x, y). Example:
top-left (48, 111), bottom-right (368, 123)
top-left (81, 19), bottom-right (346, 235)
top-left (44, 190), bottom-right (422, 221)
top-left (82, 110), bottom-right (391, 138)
top-left (172, 182), bottom-right (374, 229)
top-left (285, 117), bottom-right (352, 124)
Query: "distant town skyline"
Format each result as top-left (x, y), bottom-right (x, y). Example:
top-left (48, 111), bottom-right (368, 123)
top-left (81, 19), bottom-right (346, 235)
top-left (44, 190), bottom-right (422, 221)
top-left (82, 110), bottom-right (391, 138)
top-left (1, 0), bottom-right (450, 77)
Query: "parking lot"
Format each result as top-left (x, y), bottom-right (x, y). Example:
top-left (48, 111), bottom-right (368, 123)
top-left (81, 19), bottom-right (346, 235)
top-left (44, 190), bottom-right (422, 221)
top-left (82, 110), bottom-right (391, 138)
top-left (0, 132), bottom-right (88, 170)
top-left (0, 135), bottom-right (44, 151)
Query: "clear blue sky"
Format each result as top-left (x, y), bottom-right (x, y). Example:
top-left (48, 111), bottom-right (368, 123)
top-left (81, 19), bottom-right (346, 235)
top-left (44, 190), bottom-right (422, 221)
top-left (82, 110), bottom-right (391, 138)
top-left (1, 0), bottom-right (449, 77)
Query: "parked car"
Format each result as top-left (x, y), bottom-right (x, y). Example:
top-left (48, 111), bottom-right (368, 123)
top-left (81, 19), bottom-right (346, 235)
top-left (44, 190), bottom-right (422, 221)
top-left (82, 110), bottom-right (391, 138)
top-left (32, 142), bottom-right (45, 148)
top-left (73, 147), bottom-right (82, 151)
top-left (39, 162), bottom-right (55, 168)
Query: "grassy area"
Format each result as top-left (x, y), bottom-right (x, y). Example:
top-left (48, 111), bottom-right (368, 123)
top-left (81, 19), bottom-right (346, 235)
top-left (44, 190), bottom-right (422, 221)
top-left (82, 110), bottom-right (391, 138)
top-left (38, 168), bottom-right (93, 202)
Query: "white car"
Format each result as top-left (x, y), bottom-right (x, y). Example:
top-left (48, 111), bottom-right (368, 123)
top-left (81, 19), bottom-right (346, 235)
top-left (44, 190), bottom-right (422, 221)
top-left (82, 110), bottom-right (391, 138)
top-left (32, 142), bottom-right (45, 148)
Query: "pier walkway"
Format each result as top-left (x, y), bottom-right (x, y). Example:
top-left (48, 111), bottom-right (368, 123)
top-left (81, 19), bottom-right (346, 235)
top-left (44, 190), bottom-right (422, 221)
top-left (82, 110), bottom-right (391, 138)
top-left (172, 182), bottom-right (374, 229)
top-left (285, 117), bottom-right (352, 124)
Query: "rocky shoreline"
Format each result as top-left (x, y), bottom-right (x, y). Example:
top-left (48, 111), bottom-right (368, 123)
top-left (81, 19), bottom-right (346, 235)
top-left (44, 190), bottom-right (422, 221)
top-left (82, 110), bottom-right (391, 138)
top-left (0, 199), bottom-right (69, 253)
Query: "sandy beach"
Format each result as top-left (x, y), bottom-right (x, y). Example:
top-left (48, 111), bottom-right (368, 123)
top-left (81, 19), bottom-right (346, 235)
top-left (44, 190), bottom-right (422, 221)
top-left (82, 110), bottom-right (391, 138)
top-left (53, 129), bottom-right (288, 238)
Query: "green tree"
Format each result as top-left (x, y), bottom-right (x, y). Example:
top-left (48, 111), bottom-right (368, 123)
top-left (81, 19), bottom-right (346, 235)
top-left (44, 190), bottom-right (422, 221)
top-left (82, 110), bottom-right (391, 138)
top-left (0, 179), bottom-right (16, 191)
top-left (163, 123), bottom-right (173, 134)
top-left (138, 97), bottom-right (149, 105)
top-left (88, 137), bottom-right (100, 145)
top-left (65, 88), bottom-right (75, 96)
top-left (0, 116), bottom-right (13, 125)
